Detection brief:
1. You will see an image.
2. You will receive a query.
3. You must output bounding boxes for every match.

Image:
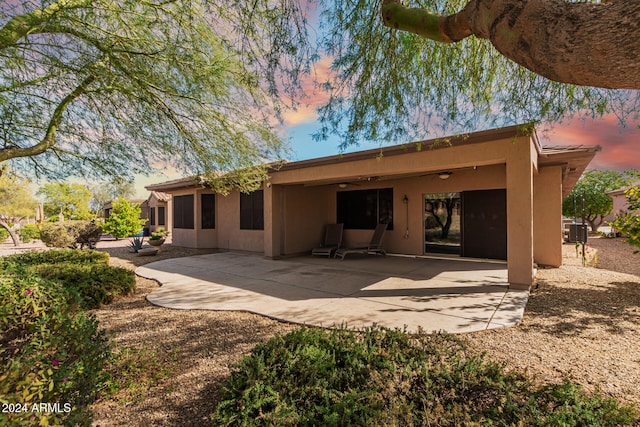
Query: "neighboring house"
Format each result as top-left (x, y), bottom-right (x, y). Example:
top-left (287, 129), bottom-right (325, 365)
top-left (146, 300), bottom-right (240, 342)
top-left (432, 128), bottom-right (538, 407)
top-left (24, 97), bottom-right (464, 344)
top-left (605, 183), bottom-right (638, 223)
top-left (146, 191), bottom-right (172, 234)
top-left (146, 124), bottom-right (599, 290)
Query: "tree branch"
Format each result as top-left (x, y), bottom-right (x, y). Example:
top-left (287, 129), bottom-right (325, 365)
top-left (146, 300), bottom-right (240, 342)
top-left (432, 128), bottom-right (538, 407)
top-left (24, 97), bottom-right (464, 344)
top-left (0, 72), bottom-right (96, 162)
top-left (0, 0), bottom-right (92, 49)
top-left (381, 0), bottom-right (472, 43)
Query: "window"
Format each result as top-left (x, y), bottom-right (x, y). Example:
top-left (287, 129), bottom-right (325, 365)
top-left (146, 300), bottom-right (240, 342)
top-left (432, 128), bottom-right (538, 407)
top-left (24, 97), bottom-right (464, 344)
top-left (201, 194), bottom-right (215, 229)
top-left (149, 207), bottom-right (156, 226)
top-left (173, 195), bottom-right (194, 229)
top-left (337, 188), bottom-right (393, 230)
top-left (240, 190), bottom-right (264, 230)
top-left (158, 206), bottom-right (166, 226)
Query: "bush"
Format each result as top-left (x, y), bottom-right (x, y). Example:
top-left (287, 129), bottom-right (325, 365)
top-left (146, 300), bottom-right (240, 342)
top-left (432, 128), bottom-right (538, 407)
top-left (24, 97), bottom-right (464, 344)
top-left (0, 248), bottom-right (109, 269)
top-left (40, 220), bottom-right (102, 248)
top-left (213, 326), bottom-right (638, 426)
top-left (0, 227), bottom-right (9, 242)
top-left (0, 274), bottom-right (110, 426)
top-left (102, 199), bottom-right (146, 239)
top-left (34, 263), bottom-right (135, 309)
top-left (16, 224), bottom-right (40, 243)
top-left (0, 249), bottom-right (134, 310)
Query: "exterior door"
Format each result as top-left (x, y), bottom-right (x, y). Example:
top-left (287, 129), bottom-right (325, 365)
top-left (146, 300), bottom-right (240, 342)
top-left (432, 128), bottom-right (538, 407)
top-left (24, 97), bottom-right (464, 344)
top-left (461, 189), bottom-right (507, 260)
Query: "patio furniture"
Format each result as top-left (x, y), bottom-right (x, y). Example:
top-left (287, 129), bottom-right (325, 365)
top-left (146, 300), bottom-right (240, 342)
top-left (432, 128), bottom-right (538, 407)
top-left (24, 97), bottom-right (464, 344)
top-left (334, 223), bottom-right (388, 260)
top-left (312, 223), bottom-right (344, 257)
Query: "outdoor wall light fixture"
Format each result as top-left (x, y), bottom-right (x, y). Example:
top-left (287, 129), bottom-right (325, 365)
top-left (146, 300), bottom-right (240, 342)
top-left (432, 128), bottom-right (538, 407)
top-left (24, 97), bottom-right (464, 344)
top-left (338, 183), bottom-right (348, 189)
top-left (402, 195), bottom-right (409, 204)
top-left (439, 172), bottom-right (452, 180)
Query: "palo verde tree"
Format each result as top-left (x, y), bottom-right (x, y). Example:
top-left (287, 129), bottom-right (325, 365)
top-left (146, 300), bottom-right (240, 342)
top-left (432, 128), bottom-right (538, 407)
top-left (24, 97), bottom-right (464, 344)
top-left (0, 0), bottom-right (304, 185)
top-left (2, 0), bottom-right (639, 183)
top-left (313, 0), bottom-right (640, 147)
top-left (561, 170), bottom-right (635, 232)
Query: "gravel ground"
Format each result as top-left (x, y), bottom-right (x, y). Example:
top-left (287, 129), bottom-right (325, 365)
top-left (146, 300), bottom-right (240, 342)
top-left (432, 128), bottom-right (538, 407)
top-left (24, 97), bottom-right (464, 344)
top-left (4, 236), bottom-right (637, 424)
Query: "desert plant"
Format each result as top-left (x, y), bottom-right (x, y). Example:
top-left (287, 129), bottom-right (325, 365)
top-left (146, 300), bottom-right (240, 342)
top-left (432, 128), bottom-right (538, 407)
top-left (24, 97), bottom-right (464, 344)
top-left (213, 326), bottom-right (638, 426)
top-left (0, 248), bottom-right (109, 268)
top-left (0, 274), bottom-right (111, 426)
top-left (33, 263), bottom-right (135, 309)
top-left (129, 236), bottom-right (145, 253)
top-left (40, 221), bottom-right (101, 248)
top-left (0, 249), bottom-right (134, 310)
top-left (40, 221), bottom-right (76, 248)
top-left (150, 227), bottom-right (169, 240)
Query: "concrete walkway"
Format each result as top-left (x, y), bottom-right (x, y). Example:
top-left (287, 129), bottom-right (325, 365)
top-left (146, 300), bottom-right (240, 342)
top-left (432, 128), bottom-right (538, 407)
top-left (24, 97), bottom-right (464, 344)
top-left (137, 252), bottom-right (529, 334)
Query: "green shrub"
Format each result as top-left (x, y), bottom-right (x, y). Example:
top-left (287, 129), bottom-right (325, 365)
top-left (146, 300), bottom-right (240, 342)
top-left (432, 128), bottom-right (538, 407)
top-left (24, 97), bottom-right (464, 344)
top-left (213, 326), bottom-right (638, 426)
top-left (0, 274), bottom-right (110, 426)
top-left (102, 199), bottom-right (146, 238)
top-left (34, 263), bottom-right (135, 309)
top-left (40, 220), bottom-right (102, 248)
top-left (0, 249), bottom-right (134, 310)
top-left (16, 223), bottom-right (40, 243)
top-left (0, 227), bottom-right (9, 242)
top-left (0, 248), bottom-right (109, 269)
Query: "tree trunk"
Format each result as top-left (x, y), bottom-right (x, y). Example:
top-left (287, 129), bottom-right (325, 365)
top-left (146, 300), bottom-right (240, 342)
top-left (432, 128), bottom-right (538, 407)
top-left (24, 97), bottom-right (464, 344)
top-left (382, 0), bottom-right (640, 89)
top-left (440, 199), bottom-right (455, 239)
top-left (0, 221), bottom-right (20, 247)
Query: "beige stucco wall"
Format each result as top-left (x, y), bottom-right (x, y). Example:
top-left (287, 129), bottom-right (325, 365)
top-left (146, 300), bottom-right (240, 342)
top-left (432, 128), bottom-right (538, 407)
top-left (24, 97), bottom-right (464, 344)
top-left (170, 188), bottom-right (219, 249)
top-left (147, 195), bottom-right (171, 234)
top-left (534, 166), bottom-right (563, 267)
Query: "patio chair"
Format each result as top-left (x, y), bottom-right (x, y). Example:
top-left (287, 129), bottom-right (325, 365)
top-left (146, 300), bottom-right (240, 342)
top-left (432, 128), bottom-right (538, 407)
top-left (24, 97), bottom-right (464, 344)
top-left (334, 223), bottom-right (388, 260)
top-left (311, 223), bottom-right (344, 257)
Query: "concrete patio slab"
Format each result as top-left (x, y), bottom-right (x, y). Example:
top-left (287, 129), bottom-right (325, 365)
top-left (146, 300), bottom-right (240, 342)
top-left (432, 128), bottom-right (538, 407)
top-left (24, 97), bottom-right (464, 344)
top-left (137, 252), bottom-right (529, 334)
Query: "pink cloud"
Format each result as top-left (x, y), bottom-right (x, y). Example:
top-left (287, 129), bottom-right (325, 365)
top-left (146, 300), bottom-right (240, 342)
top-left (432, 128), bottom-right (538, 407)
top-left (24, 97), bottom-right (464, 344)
top-left (540, 115), bottom-right (640, 171)
top-left (280, 56), bottom-right (334, 127)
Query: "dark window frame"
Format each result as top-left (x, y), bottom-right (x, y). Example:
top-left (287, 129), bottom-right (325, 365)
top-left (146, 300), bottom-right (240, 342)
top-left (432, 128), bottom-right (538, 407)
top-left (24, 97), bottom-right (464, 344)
top-left (201, 194), bottom-right (216, 229)
top-left (240, 190), bottom-right (264, 230)
top-left (337, 188), bottom-right (394, 230)
top-left (173, 194), bottom-right (194, 229)
top-left (149, 207), bottom-right (156, 226)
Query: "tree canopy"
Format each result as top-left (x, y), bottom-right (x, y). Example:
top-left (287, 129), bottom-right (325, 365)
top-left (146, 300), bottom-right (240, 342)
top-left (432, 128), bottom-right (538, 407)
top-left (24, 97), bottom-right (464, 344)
top-left (1, 0), bottom-right (638, 183)
top-left (38, 182), bottom-right (92, 220)
top-left (0, 0), bottom-right (297, 180)
top-left (562, 170), bottom-right (637, 232)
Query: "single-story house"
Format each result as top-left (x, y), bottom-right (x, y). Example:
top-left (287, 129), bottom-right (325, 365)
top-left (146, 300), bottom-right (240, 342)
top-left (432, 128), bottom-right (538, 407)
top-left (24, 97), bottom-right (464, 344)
top-left (146, 191), bottom-right (172, 234)
top-left (605, 183), bottom-right (638, 223)
top-left (146, 124), bottom-right (599, 290)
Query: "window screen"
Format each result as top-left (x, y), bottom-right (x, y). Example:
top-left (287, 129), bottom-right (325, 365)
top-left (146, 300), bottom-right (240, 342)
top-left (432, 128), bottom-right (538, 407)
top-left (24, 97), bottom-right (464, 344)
top-left (173, 195), bottom-right (194, 229)
top-left (201, 194), bottom-right (215, 229)
top-left (240, 190), bottom-right (264, 230)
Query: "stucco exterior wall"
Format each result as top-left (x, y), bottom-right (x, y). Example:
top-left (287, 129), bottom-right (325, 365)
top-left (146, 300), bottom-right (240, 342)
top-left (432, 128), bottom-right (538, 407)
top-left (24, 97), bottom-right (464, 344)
top-left (534, 166), bottom-right (563, 267)
top-left (216, 190), bottom-right (264, 253)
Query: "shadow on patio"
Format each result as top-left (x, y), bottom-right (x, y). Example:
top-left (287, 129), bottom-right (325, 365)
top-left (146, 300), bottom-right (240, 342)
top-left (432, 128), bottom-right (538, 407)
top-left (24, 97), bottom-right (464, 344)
top-left (137, 252), bottom-right (528, 333)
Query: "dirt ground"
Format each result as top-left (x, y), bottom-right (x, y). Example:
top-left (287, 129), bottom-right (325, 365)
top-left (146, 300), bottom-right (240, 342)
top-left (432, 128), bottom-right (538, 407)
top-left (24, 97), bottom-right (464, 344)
top-left (3, 236), bottom-right (638, 425)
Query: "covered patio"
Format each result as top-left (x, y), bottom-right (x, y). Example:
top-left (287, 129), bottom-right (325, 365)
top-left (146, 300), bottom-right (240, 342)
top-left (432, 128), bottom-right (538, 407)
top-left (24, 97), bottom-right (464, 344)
top-left (137, 252), bottom-right (529, 333)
